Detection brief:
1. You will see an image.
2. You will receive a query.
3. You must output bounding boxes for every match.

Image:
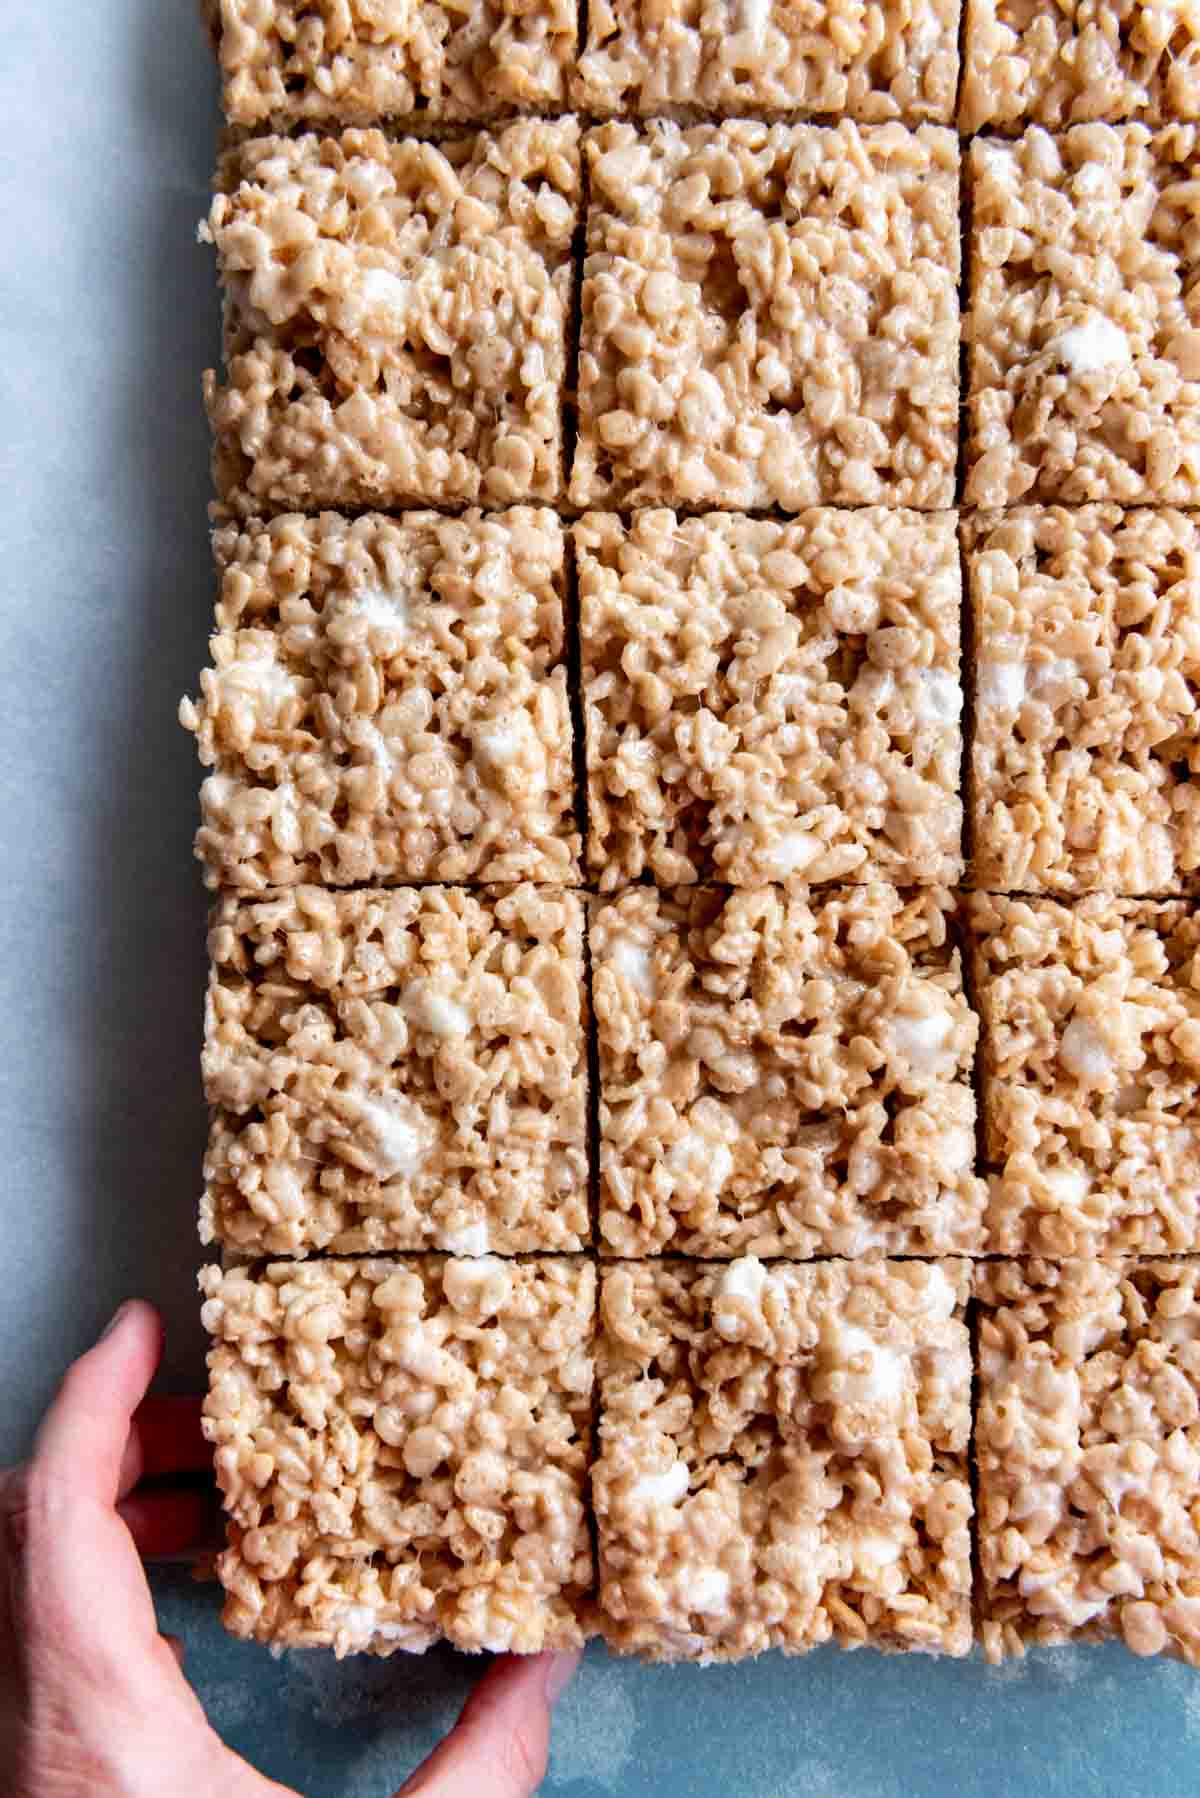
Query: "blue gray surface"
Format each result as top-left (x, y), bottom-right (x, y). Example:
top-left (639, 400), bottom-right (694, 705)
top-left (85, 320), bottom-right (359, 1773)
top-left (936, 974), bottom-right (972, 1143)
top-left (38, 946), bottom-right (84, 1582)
top-left (1, 4), bottom-right (1198, 1793)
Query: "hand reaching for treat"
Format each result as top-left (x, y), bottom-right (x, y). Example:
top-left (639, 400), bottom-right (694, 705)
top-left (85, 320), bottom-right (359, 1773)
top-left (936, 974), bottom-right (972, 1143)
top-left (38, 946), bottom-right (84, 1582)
top-left (0, 1301), bottom-right (577, 1798)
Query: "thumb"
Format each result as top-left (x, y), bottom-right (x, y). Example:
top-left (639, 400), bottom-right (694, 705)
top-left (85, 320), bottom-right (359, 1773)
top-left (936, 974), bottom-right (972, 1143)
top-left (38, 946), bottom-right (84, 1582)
top-left (396, 1651), bottom-right (579, 1798)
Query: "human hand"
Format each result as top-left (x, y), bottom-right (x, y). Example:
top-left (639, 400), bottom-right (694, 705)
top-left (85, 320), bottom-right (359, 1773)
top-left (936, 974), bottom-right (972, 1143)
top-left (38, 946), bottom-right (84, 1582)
top-left (0, 1301), bottom-right (579, 1798)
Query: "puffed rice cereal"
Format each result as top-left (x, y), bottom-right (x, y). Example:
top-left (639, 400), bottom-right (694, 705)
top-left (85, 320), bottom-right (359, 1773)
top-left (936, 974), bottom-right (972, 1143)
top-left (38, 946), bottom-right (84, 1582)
top-left (574, 0), bottom-right (958, 123)
top-left (203, 0), bottom-right (576, 128)
top-left (977, 1257), bottom-right (1200, 1665)
top-left (593, 884), bottom-right (984, 1257)
top-left (970, 893), bottom-right (1200, 1257)
top-left (201, 884), bottom-right (587, 1257)
top-left (572, 120), bottom-right (959, 510)
top-left (577, 508), bottom-right (963, 890)
top-left (201, 1256), bottom-right (595, 1655)
top-left (594, 1257), bottom-right (973, 1660)
top-left (968, 506), bottom-right (1200, 896)
top-left (966, 124), bottom-right (1200, 507)
top-left (961, 0), bottom-right (1200, 132)
top-left (180, 510), bottom-right (579, 891)
top-left (203, 123), bottom-right (578, 514)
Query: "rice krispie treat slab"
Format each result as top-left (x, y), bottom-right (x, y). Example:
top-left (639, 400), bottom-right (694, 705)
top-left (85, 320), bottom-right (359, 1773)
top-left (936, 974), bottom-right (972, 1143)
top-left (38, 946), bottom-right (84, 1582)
top-left (181, 510), bottom-right (579, 892)
top-left (203, 123), bottom-right (578, 515)
top-left (976, 1257), bottom-right (1200, 1665)
top-left (574, 0), bottom-right (959, 123)
top-left (203, 0), bottom-right (575, 129)
top-left (202, 884), bottom-right (587, 1257)
top-left (966, 124), bottom-right (1200, 508)
top-left (594, 1257), bottom-right (973, 1661)
top-left (961, 0), bottom-right (1200, 133)
top-left (970, 893), bottom-right (1200, 1257)
top-left (572, 121), bottom-right (959, 511)
top-left (593, 884), bottom-right (984, 1258)
top-left (968, 506), bottom-right (1200, 896)
top-left (201, 1256), bottom-right (595, 1655)
top-left (577, 508), bottom-right (963, 890)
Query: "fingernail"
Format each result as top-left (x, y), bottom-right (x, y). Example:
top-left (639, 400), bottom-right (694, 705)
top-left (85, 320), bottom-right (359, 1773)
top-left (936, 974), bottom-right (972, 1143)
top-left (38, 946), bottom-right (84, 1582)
top-left (101, 1301), bottom-right (132, 1340)
top-left (542, 1649), bottom-right (581, 1706)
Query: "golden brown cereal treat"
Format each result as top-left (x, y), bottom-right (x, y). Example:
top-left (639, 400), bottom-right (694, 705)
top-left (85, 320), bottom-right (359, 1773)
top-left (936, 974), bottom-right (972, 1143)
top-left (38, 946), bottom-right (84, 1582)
top-left (967, 507), bottom-right (1200, 896)
top-left (960, 0), bottom-right (1200, 133)
top-left (572, 121), bottom-right (959, 511)
top-left (594, 1258), bottom-right (973, 1661)
top-left (577, 508), bottom-right (963, 890)
top-left (966, 125), bottom-right (1200, 508)
top-left (574, 0), bottom-right (958, 122)
top-left (203, 0), bottom-right (576, 129)
top-left (592, 885), bottom-right (984, 1258)
top-left (180, 510), bottom-right (579, 892)
top-left (976, 1258), bottom-right (1200, 1666)
top-left (969, 893), bottom-right (1200, 1257)
top-left (201, 884), bottom-right (588, 1257)
top-left (202, 124), bottom-right (579, 515)
top-left (201, 1256), bottom-right (595, 1656)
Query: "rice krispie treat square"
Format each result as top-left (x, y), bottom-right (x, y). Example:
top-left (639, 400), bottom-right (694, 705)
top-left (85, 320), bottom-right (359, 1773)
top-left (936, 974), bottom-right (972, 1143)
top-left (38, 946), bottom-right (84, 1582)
top-left (203, 0), bottom-right (575, 129)
top-left (574, 0), bottom-right (958, 123)
top-left (577, 508), bottom-right (963, 890)
top-left (181, 510), bottom-right (579, 891)
top-left (593, 884), bottom-right (984, 1258)
top-left (203, 123), bottom-right (578, 515)
top-left (961, 0), bottom-right (1200, 133)
top-left (976, 1257), bottom-right (1200, 1665)
top-left (572, 121), bottom-right (959, 511)
top-left (201, 1256), bottom-right (595, 1655)
top-left (202, 884), bottom-right (588, 1257)
top-left (970, 893), bottom-right (1200, 1257)
top-left (966, 124), bottom-right (1200, 508)
top-left (968, 506), bottom-right (1200, 896)
top-left (594, 1257), bottom-right (973, 1661)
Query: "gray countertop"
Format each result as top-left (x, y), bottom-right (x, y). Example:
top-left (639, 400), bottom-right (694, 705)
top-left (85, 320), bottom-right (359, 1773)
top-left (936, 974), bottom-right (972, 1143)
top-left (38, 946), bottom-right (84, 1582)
top-left (2, 5), bottom-right (1197, 1793)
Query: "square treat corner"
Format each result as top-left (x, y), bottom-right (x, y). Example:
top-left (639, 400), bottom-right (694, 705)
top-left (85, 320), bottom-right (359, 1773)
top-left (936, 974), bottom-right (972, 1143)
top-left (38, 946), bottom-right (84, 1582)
top-left (201, 1255), bottom-right (596, 1656)
top-left (976, 1256), bottom-right (1200, 1665)
top-left (572, 120), bottom-right (959, 510)
top-left (182, 509), bottom-right (579, 892)
top-left (593, 1257), bottom-right (973, 1661)
top-left (592, 883), bottom-right (984, 1257)
top-left (966, 123), bottom-right (1200, 507)
top-left (202, 884), bottom-right (588, 1257)
top-left (961, 0), bottom-right (1200, 133)
top-left (576, 507), bottom-right (963, 890)
top-left (969, 892), bottom-right (1200, 1257)
top-left (203, 121), bottom-right (579, 514)
top-left (207, 0), bottom-right (576, 129)
top-left (967, 505), bottom-right (1200, 895)
top-left (574, 0), bottom-right (958, 123)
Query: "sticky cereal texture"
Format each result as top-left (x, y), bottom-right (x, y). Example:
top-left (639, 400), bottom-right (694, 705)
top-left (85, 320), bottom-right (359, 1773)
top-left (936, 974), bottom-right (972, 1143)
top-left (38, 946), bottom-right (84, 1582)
top-left (180, 510), bottom-right (578, 892)
top-left (961, 0), bottom-right (1200, 132)
top-left (968, 506), bottom-right (1200, 896)
top-left (967, 125), bottom-right (1200, 508)
top-left (201, 885), bottom-right (587, 1257)
top-left (577, 508), bottom-right (963, 891)
top-left (970, 894), bottom-right (1200, 1258)
top-left (594, 1258), bottom-right (973, 1661)
top-left (592, 885), bottom-right (984, 1258)
top-left (573, 121), bottom-right (959, 511)
top-left (976, 1258), bottom-right (1200, 1666)
top-left (202, 124), bottom-right (578, 514)
top-left (203, 0), bottom-right (576, 128)
top-left (201, 1257), bottom-right (595, 1656)
top-left (574, 0), bottom-right (959, 122)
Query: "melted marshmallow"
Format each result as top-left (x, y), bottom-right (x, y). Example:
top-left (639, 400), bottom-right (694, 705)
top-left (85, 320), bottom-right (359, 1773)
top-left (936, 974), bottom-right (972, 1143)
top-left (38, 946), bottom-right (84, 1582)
top-left (1059, 1017), bottom-right (1112, 1083)
top-left (402, 980), bottom-right (470, 1039)
top-left (763, 830), bottom-right (821, 877)
top-left (631, 1461), bottom-right (690, 1508)
top-left (353, 1095), bottom-right (428, 1179)
top-left (837, 1324), bottom-right (906, 1407)
top-left (914, 669), bottom-right (963, 724)
top-left (609, 935), bottom-right (655, 997)
top-left (1054, 315), bottom-right (1131, 374)
top-left (442, 1220), bottom-right (491, 1258)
